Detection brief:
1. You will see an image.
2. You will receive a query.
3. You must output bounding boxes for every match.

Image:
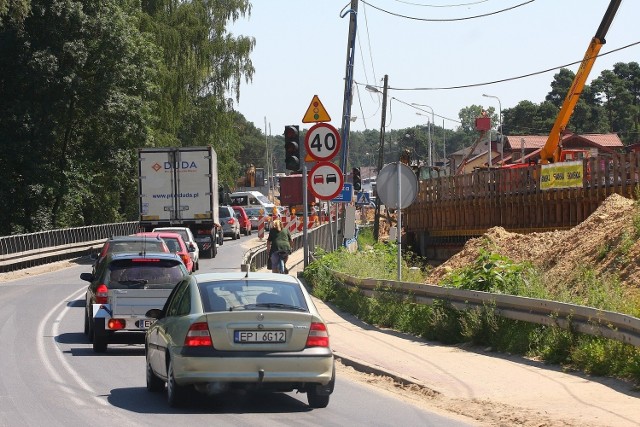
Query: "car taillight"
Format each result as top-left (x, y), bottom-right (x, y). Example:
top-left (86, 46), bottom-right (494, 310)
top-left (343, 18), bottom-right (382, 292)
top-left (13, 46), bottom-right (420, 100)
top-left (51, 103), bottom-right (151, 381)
top-left (180, 253), bottom-right (190, 266)
top-left (306, 322), bottom-right (329, 347)
top-left (227, 218), bottom-right (236, 225)
top-left (108, 319), bottom-right (126, 330)
top-left (96, 284), bottom-right (108, 304)
top-left (184, 322), bottom-right (212, 347)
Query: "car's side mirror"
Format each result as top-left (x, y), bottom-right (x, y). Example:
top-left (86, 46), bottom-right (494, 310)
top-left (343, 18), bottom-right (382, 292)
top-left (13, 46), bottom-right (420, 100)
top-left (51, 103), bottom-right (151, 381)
top-left (188, 244), bottom-right (196, 252)
top-left (80, 272), bottom-right (94, 282)
top-left (146, 308), bottom-right (164, 319)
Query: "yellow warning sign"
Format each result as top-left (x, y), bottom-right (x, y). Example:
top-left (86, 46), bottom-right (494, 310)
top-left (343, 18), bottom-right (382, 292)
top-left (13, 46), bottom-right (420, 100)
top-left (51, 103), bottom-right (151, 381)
top-left (302, 95), bottom-right (331, 123)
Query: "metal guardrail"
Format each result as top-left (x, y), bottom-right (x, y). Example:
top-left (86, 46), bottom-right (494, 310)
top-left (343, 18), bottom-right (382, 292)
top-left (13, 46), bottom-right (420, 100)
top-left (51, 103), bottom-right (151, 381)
top-left (0, 222), bottom-right (140, 272)
top-left (330, 271), bottom-right (640, 347)
top-left (242, 223), bottom-right (335, 271)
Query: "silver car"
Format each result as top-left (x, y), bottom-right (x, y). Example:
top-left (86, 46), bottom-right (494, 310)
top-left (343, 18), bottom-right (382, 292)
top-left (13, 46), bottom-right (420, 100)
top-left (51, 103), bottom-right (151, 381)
top-left (152, 227), bottom-right (199, 271)
top-left (219, 205), bottom-right (241, 240)
top-left (145, 272), bottom-right (335, 408)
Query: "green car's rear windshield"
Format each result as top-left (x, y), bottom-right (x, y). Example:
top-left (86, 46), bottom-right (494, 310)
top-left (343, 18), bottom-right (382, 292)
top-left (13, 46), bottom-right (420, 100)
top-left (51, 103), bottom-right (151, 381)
top-left (199, 280), bottom-right (309, 313)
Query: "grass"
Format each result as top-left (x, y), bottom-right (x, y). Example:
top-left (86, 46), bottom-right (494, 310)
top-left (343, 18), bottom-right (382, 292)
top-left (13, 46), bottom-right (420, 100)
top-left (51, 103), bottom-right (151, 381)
top-left (303, 229), bottom-right (640, 385)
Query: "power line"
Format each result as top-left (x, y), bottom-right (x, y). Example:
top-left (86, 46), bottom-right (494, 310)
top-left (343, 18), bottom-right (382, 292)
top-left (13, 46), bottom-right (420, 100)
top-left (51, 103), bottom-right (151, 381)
top-left (391, 0), bottom-right (490, 8)
top-left (360, 41), bottom-right (640, 92)
top-left (361, 0), bottom-right (535, 22)
top-left (392, 96), bottom-right (462, 124)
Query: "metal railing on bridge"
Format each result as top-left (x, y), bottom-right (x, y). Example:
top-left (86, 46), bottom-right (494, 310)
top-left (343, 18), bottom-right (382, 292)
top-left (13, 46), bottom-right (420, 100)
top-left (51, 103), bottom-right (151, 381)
top-left (0, 222), bottom-right (140, 272)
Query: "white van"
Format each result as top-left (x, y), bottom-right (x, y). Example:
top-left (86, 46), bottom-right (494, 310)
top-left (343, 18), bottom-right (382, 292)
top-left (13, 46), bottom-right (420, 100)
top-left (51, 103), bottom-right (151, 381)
top-left (230, 191), bottom-right (275, 212)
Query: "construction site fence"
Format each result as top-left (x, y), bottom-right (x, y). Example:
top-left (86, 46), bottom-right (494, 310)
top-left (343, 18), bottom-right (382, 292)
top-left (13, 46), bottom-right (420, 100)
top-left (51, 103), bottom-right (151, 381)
top-left (329, 270), bottom-right (640, 347)
top-left (406, 152), bottom-right (640, 237)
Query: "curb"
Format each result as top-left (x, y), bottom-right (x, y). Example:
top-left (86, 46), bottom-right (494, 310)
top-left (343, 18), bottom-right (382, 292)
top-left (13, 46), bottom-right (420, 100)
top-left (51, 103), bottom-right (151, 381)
top-left (332, 351), bottom-right (441, 397)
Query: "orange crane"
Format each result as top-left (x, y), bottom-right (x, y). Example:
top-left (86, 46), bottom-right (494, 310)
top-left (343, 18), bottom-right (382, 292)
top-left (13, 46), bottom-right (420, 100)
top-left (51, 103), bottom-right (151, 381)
top-left (538, 0), bottom-right (621, 164)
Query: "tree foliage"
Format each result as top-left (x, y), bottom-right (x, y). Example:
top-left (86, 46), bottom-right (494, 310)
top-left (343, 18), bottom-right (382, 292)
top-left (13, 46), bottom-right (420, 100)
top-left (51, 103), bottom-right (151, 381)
top-left (0, 0), bottom-right (254, 234)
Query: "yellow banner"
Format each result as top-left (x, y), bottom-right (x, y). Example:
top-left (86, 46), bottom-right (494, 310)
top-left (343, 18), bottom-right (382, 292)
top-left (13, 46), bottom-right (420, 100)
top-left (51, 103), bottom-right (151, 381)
top-left (540, 161), bottom-right (583, 190)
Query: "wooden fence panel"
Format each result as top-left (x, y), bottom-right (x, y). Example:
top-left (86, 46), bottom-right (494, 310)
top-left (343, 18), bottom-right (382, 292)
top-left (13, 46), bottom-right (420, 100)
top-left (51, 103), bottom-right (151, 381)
top-left (406, 153), bottom-right (639, 237)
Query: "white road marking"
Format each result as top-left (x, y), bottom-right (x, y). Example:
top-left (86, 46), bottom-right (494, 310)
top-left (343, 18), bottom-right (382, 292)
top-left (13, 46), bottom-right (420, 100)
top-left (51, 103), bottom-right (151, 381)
top-left (37, 287), bottom-right (107, 406)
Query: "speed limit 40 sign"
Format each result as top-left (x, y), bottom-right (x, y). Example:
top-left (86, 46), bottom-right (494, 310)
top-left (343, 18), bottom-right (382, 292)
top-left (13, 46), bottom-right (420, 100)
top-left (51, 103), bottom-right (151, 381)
top-left (304, 123), bottom-right (341, 162)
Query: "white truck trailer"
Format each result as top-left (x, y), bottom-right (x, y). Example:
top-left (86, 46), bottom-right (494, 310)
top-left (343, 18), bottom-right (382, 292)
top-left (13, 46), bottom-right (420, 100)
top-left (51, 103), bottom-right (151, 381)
top-left (138, 146), bottom-right (222, 258)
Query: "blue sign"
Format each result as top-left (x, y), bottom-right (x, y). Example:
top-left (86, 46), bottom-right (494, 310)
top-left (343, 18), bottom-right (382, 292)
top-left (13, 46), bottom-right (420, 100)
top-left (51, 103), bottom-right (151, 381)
top-left (332, 183), bottom-right (352, 203)
top-left (355, 191), bottom-right (370, 205)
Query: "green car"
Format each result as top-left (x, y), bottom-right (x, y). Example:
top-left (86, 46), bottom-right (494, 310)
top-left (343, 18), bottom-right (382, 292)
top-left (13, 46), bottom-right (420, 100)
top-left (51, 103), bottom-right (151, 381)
top-left (145, 272), bottom-right (335, 408)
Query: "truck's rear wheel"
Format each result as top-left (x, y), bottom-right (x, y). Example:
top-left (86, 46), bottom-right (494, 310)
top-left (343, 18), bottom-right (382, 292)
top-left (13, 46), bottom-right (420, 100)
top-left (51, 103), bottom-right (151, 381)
top-left (93, 333), bottom-right (107, 353)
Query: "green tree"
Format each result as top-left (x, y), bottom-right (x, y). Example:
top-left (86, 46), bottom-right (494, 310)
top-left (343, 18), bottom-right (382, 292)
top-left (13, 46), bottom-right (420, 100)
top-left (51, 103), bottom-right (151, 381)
top-left (592, 62), bottom-right (640, 142)
top-left (0, 0), bottom-right (160, 233)
top-left (0, 0), bottom-right (30, 27)
top-left (139, 0), bottom-right (255, 147)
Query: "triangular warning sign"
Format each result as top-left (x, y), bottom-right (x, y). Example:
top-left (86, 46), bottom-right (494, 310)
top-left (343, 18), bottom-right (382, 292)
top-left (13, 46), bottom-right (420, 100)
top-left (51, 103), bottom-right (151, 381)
top-left (356, 192), bottom-right (368, 204)
top-left (302, 95), bottom-right (331, 123)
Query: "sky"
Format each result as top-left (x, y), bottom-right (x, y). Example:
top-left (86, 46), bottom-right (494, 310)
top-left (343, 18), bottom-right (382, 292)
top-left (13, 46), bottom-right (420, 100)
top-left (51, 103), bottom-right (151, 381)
top-left (230, 0), bottom-right (640, 136)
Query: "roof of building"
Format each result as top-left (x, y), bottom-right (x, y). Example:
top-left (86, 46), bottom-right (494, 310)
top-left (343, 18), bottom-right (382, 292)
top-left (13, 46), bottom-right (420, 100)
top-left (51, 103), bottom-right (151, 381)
top-left (504, 133), bottom-right (623, 150)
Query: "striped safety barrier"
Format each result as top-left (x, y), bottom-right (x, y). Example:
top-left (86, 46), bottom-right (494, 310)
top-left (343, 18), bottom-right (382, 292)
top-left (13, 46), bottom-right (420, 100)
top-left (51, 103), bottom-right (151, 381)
top-left (258, 215), bottom-right (265, 240)
top-left (288, 215), bottom-right (297, 233)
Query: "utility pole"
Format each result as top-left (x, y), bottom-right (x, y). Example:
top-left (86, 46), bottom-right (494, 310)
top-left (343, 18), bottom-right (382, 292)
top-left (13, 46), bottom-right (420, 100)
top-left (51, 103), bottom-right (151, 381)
top-left (338, 0), bottom-right (358, 247)
top-left (373, 74), bottom-right (388, 241)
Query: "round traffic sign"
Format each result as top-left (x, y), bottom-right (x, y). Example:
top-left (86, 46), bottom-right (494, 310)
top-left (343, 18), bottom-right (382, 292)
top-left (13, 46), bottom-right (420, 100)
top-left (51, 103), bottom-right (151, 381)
top-left (307, 161), bottom-right (344, 200)
top-left (304, 123), bottom-right (341, 162)
top-left (377, 162), bottom-right (418, 209)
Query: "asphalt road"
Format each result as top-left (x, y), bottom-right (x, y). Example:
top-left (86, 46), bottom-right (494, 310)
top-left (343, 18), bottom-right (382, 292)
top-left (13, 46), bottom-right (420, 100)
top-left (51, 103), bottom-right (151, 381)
top-left (0, 235), bottom-right (473, 427)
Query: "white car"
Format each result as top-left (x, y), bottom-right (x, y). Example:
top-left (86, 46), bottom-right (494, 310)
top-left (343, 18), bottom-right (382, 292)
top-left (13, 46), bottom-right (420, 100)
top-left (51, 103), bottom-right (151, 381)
top-left (152, 227), bottom-right (200, 271)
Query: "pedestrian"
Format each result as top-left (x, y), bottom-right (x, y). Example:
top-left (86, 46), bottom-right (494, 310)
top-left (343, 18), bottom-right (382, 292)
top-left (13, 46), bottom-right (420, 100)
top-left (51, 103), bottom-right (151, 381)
top-left (266, 218), bottom-right (293, 273)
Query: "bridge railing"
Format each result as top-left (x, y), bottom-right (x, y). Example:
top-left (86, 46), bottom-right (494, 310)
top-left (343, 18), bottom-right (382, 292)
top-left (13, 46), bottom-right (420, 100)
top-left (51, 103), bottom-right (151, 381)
top-left (0, 222), bottom-right (140, 272)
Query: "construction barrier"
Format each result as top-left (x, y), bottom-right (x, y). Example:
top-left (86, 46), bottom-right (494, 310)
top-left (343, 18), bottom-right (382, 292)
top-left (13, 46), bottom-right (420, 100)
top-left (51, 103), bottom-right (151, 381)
top-left (258, 215), bottom-right (265, 240)
top-left (288, 215), bottom-right (297, 233)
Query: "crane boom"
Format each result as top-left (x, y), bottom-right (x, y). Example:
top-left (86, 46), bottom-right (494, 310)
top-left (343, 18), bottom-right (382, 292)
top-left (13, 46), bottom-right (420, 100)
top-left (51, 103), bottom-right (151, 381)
top-left (538, 0), bottom-right (621, 164)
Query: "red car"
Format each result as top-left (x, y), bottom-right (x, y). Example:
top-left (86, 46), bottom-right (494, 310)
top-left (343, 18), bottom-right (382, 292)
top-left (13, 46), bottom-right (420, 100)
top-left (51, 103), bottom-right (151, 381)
top-left (232, 206), bottom-right (252, 236)
top-left (136, 232), bottom-right (195, 272)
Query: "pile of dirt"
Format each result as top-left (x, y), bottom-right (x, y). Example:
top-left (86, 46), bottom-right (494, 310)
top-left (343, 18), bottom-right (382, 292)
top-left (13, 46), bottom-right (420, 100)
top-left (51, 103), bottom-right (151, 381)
top-left (426, 193), bottom-right (640, 291)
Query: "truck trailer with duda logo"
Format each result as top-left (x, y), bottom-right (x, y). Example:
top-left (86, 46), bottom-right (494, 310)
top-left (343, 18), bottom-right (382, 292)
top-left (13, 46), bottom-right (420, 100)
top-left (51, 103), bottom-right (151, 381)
top-left (138, 146), bottom-right (222, 258)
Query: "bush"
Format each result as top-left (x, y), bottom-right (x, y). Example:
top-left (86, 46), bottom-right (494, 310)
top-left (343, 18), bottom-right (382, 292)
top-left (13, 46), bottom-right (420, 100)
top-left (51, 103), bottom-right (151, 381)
top-left (302, 243), bottom-right (640, 384)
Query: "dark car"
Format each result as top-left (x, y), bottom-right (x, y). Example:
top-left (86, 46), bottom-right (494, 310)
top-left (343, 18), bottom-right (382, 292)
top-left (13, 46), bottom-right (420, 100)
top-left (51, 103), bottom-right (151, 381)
top-left (81, 252), bottom-right (189, 352)
top-left (91, 235), bottom-right (170, 274)
top-left (244, 206), bottom-right (271, 231)
top-left (232, 206), bottom-right (252, 236)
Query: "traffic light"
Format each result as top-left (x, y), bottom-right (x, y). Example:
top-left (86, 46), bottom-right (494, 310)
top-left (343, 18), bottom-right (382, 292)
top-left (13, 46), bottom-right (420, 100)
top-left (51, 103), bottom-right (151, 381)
top-left (352, 167), bottom-right (361, 191)
top-left (284, 125), bottom-right (300, 171)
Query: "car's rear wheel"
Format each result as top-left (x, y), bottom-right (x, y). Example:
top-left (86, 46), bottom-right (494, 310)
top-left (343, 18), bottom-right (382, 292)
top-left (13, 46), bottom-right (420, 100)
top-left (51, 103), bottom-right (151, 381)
top-left (146, 360), bottom-right (164, 392)
top-left (307, 388), bottom-right (330, 408)
top-left (83, 308), bottom-right (89, 336)
top-left (167, 359), bottom-right (188, 407)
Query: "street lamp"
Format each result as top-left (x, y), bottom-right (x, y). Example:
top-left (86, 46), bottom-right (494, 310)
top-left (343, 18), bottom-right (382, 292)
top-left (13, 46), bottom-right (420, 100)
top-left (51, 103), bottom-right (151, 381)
top-left (411, 103), bottom-right (434, 166)
top-left (483, 94), bottom-right (503, 163)
top-left (415, 112), bottom-right (431, 166)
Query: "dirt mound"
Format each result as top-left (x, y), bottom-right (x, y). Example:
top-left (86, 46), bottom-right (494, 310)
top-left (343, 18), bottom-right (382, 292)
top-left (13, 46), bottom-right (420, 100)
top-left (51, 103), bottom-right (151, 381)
top-left (426, 193), bottom-right (640, 290)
